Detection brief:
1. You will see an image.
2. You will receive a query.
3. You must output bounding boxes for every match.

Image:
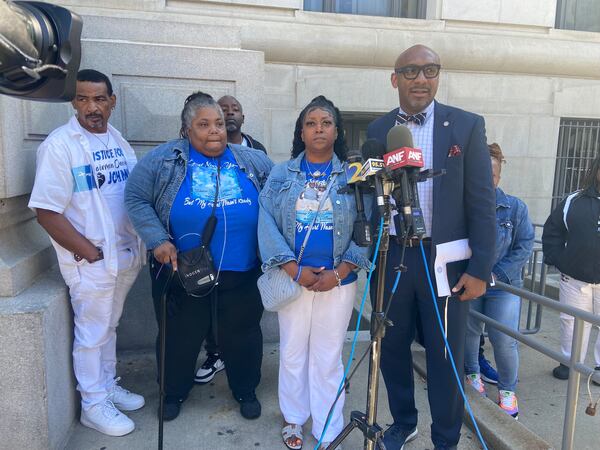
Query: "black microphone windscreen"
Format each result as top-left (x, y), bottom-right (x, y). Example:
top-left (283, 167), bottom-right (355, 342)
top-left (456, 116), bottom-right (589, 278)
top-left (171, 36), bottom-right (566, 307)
top-left (386, 125), bottom-right (414, 152)
top-left (361, 139), bottom-right (386, 160)
top-left (346, 147), bottom-right (363, 163)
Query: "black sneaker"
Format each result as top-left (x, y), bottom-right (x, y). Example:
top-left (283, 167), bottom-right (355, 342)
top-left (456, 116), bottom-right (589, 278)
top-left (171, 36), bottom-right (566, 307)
top-left (159, 397), bottom-right (184, 421)
top-left (382, 424), bottom-right (417, 450)
top-left (593, 366), bottom-right (600, 387)
top-left (553, 363), bottom-right (570, 380)
top-left (194, 353), bottom-right (225, 384)
top-left (235, 392), bottom-right (261, 420)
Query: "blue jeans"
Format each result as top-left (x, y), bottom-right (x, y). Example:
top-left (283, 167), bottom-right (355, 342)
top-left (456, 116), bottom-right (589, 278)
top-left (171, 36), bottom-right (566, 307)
top-left (464, 288), bottom-right (521, 392)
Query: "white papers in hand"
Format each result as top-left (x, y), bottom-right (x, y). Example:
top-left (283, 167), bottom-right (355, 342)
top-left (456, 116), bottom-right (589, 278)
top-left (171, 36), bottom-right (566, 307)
top-left (434, 239), bottom-right (472, 297)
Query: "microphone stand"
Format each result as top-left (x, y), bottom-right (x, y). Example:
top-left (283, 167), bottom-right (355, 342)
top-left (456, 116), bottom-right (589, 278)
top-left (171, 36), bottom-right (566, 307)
top-left (326, 193), bottom-right (393, 450)
top-left (327, 167), bottom-right (444, 450)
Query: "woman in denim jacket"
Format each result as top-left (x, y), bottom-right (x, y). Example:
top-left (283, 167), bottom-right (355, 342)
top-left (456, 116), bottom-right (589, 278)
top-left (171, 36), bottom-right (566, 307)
top-left (464, 143), bottom-right (534, 419)
top-left (258, 96), bottom-right (372, 450)
top-left (125, 92), bottom-right (272, 421)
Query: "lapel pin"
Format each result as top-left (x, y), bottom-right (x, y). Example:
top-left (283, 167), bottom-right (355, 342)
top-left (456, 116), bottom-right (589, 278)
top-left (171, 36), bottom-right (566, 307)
top-left (443, 121), bottom-right (449, 127)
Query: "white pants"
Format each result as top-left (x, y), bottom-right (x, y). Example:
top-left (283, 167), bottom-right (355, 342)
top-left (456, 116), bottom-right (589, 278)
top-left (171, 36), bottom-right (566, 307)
top-left (67, 259), bottom-right (140, 410)
top-left (559, 274), bottom-right (600, 366)
top-left (278, 282), bottom-right (356, 442)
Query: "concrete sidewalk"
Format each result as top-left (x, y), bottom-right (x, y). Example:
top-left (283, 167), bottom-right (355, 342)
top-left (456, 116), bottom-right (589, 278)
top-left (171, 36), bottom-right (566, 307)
top-left (65, 341), bottom-right (480, 450)
top-left (64, 300), bottom-right (600, 450)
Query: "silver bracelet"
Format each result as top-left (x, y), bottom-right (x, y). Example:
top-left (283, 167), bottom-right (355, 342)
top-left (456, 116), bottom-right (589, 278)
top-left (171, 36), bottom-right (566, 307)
top-left (333, 268), bottom-right (342, 287)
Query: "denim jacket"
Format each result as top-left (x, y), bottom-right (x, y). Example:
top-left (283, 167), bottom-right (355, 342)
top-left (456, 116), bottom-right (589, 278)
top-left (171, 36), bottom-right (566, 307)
top-left (492, 187), bottom-right (534, 287)
top-left (125, 139), bottom-right (273, 250)
top-left (258, 151), bottom-right (373, 273)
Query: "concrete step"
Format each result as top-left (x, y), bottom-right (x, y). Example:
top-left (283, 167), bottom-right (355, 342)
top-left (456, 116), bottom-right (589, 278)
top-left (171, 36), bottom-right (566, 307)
top-left (412, 351), bottom-right (554, 450)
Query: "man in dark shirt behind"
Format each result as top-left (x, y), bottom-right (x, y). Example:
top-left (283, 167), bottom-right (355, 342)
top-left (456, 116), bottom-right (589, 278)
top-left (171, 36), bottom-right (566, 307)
top-left (218, 95), bottom-right (267, 153)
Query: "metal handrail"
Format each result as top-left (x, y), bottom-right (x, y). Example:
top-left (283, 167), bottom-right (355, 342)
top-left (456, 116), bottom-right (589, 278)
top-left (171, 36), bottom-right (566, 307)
top-left (474, 280), bottom-right (600, 450)
top-left (498, 282), bottom-right (600, 325)
top-left (521, 248), bottom-right (546, 333)
top-left (519, 223), bottom-right (546, 334)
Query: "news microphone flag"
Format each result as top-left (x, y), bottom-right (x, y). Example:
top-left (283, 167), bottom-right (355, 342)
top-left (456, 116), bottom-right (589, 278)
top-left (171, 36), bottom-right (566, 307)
top-left (358, 158), bottom-right (384, 180)
top-left (383, 147), bottom-right (424, 170)
top-left (384, 124), bottom-right (424, 171)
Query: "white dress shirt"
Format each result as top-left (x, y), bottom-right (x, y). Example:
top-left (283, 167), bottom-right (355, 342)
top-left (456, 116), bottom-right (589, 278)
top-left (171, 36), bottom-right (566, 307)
top-left (390, 101), bottom-right (435, 237)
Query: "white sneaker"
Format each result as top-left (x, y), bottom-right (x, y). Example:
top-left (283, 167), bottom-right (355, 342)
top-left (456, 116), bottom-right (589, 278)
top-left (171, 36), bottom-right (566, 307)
top-left (465, 373), bottom-right (486, 396)
top-left (81, 399), bottom-right (135, 437)
top-left (194, 353), bottom-right (225, 384)
top-left (108, 377), bottom-right (145, 411)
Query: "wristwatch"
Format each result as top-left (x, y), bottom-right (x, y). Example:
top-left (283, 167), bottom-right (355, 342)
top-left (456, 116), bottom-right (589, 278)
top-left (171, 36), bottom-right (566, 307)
top-left (74, 246), bottom-right (104, 263)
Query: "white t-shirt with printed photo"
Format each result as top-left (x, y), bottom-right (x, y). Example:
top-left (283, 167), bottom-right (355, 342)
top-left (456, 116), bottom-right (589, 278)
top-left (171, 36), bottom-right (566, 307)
top-left (29, 116), bottom-right (143, 283)
top-left (82, 128), bottom-right (137, 267)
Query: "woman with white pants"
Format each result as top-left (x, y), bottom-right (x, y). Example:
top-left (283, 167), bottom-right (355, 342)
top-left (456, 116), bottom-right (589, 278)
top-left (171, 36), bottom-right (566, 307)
top-left (556, 275), bottom-right (600, 372)
top-left (543, 154), bottom-right (600, 381)
top-left (258, 96), bottom-right (372, 450)
top-left (278, 283), bottom-right (356, 441)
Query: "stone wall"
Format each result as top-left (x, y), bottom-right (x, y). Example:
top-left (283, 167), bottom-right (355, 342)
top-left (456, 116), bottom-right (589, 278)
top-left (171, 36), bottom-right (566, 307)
top-left (0, 269), bottom-right (75, 450)
top-left (0, 9), bottom-right (265, 449)
top-left (260, 61), bottom-right (600, 224)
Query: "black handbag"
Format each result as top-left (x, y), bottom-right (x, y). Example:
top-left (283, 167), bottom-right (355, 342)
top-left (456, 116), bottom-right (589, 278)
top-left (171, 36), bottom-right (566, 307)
top-left (177, 163), bottom-right (221, 297)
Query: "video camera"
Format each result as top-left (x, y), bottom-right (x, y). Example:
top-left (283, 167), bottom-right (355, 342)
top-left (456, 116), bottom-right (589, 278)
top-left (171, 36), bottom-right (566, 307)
top-left (0, 0), bottom-right (82, 102)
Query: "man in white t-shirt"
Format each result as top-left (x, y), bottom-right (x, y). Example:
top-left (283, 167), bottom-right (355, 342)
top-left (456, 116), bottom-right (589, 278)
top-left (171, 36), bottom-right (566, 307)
top-left (28, 69), bottom-right (145, 437)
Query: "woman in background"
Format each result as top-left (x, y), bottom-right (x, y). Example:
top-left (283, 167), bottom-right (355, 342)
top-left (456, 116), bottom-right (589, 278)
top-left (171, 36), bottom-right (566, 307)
top-left (543, 154), bottom-right (600, 385)
top-left (464, 143), bottom-right (534, 419)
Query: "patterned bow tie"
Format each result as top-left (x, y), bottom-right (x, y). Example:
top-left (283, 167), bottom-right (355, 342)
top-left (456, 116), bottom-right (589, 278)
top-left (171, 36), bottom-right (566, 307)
top-left (396, 112), bottom-right (426, 126)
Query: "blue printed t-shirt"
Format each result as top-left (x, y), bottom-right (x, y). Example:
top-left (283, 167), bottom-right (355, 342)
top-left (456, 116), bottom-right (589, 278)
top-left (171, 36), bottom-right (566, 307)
top-left (170, 145), bottom-right (259, 271)
top-left (295, 158), bottom-right (357, 285)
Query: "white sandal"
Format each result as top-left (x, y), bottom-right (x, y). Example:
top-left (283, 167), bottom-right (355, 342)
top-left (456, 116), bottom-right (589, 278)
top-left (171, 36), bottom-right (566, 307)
top-left (282, 423), bottom-right (303, 450)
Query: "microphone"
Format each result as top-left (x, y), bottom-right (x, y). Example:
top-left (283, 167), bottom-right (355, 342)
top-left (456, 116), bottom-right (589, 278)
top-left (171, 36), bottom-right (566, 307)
top-left (384, 125), bottom-right (424, 171)
top-left (358, 157), bottom-right (385, 180)
top-left (360, 139), bottom-right (388, 216)
top-left (384, 126), bottom-right (426, 238)
top-left (345, 148), bottom-right (372, 246)
top-left (345, 148), bottom-right (365, 184)
top-left (360, 139), bottom-right (385, 168)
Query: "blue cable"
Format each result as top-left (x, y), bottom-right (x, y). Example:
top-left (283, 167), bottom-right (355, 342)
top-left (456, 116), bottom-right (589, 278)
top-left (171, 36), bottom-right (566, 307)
top-left (314, 217), bottom-right (391, 450)
top-left (315, 229), bottom-right (487, 450)
top-left (418, 241), bottom-right (488, 450)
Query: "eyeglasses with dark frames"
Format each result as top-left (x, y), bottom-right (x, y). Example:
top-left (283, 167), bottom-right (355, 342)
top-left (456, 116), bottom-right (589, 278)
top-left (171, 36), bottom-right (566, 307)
top-left (394, 64), bottom-right (441, 80)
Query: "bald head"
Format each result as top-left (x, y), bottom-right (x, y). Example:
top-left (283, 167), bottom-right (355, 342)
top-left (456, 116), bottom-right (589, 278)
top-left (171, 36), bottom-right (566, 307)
top-left (218, 95), bottom-right (242, 112)
top-left (391, 44), bottom-right (441, 115)
top-left (394, 45), bottom-right (440, 69)
top-left (218, 95), bottom-right (245, 137)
